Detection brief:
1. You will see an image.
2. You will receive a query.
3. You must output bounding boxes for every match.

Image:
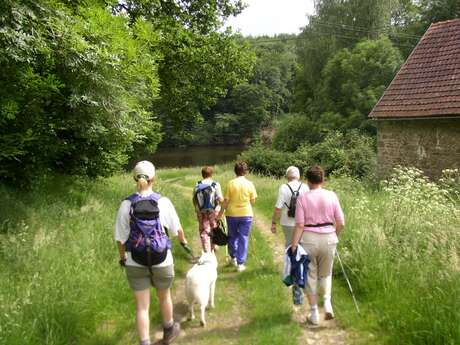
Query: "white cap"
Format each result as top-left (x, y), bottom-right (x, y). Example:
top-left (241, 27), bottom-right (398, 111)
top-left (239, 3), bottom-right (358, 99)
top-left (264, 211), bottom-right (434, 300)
top-left (133, 160), bottom-right (155, 180)
top-left (286, 166), bottom-right (300, 179)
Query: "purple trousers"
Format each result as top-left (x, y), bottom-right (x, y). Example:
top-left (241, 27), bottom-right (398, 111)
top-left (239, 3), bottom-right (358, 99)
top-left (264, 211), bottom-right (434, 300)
top-left (226, 216), bottom-right (253, 265)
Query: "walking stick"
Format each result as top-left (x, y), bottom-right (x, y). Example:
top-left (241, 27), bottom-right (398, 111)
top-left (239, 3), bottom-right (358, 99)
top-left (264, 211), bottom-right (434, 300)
top-left (335, 250), bottom-right (360, 315)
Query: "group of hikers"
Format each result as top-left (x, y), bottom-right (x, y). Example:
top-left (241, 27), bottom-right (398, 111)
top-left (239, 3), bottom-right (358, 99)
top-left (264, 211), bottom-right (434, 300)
top-left (114, 160), bottom-right (344, 345)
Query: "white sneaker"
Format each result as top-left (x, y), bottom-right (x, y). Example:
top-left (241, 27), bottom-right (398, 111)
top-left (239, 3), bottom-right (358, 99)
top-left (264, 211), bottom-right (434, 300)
top-left (307, 308), bottom-right (320, 326)
top-left (324, 300), bottom-right (335, 320)
top-left (227, 257), bottom-right (238, 267)
top-left (237, 264), bottom-right (246, 272)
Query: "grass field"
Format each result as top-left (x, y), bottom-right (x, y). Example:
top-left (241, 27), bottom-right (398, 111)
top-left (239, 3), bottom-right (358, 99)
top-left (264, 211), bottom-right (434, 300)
top-left (0, 165), bottom-right (458, 345)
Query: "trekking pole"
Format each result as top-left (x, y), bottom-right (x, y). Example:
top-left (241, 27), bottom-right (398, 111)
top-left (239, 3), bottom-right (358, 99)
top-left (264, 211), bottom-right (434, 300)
top-left (335, 250), bottom-right (360, 315)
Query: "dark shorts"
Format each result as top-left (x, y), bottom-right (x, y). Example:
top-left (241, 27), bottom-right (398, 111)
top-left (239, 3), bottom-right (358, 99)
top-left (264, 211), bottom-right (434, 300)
top-left (125, 264), bottom-right (174, 291)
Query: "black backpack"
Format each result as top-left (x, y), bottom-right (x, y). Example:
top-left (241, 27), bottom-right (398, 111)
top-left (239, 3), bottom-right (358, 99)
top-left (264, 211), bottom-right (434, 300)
top-left (210, 219), bottom-right (228, 246)
top-left (285, 183), bottom-right (302, 218)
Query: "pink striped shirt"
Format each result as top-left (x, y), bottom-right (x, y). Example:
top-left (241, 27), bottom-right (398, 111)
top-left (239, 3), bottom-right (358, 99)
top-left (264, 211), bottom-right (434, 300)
top-left (295, 188), bottom-right (344, 234)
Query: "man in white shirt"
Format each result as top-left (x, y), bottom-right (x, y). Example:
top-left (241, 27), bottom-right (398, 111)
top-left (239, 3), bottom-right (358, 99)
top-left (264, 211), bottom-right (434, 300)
top-left (270, 166), bottom-right (309, 247)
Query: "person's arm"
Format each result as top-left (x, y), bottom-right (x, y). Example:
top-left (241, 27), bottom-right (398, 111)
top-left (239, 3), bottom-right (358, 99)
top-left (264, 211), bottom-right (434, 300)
top-left (160, 197), bottom-right (188, 245)
top-left (217, 199), bottom-right (229, 219)
top-left (176, 228), bottom-right (188, 245)
top-left (216, 183), bottom-right (224, 205)
top-left (114, 200), bottom-right (130, 265)
top-left (271, 208), bottom-right (281, 233)
top-left (291, 223), bottom-right (303, 252)
top-left (272, 185), bottom-right (285, 233)
top-left (249, 182), bottom-right (257, 206)
top-left (333, 192), bottom-right (345, 236)
top-left (335, 220), bottom-right (344, 236)
top-left (291, 194), bottom-right (305, 251)
top-left (117, 241), bottom-right (127, 265)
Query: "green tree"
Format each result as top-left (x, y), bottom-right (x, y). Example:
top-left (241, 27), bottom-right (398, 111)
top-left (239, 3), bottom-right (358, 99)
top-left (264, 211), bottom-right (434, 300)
top-left (293, 0), bottom-right (398, 113)
top-left (0, 1), bottom-right (161, 182)
top-left (114, 0), bottom-right (254, 146)
top-left (318, 37), bottom-right (403, 133)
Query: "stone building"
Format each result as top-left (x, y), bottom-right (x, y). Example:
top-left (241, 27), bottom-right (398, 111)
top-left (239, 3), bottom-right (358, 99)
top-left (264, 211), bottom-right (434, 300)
top-left (369, 19), bottom-right (460, 179)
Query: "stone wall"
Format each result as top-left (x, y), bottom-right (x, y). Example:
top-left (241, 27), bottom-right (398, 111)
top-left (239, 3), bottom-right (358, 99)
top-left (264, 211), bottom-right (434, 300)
top-left (376, 118), bottom-right (460, 179)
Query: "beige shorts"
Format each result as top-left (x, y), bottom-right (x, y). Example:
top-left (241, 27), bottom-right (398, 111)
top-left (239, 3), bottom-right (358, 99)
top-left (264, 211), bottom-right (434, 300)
top-left (125, 265), bottom-right (174, 291)
top-left (281, 225), bottom-right (295, 248)
top-left (300, 231), bottom-right (338, 294)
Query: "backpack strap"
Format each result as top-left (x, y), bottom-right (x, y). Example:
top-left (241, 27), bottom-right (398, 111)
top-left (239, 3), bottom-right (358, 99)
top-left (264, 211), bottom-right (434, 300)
top-left (125, 193), bottom-right (141, 203)
top-left (284, 183), bottom-right (300, 210)
top-left (296, 183), bottom-right (302, 193)
top-left (125, 192), bottom-right (161, 203)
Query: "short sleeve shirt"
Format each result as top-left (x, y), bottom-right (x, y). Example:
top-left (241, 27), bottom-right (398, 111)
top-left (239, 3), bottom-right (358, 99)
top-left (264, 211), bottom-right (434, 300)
top-left (275, 181), bottom-right (309, 227)
top-left (295, 188), bottom-right (344, 234)
top-left (114, 191), bottom-right (182, 267)
top-left (224, 176), bottom-right (257, 217)
top-left (193, 178), bottom-right (223, 211)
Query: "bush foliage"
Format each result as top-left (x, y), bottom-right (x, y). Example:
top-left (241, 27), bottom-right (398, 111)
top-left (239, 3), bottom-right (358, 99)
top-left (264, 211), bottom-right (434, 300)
top-left (0, 1), bottom-right (162, 182)
top-left (242, 130), bottom-right (376, 178)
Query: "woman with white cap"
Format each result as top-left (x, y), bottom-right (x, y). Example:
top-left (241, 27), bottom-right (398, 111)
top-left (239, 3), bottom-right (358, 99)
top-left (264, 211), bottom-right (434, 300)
top-left (114, 161), bottom-right (188, 345)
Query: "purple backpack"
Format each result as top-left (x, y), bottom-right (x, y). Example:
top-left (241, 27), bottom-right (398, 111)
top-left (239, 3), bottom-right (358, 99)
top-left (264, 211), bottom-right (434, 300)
top-left (126, 193), bottom-right (171, 266)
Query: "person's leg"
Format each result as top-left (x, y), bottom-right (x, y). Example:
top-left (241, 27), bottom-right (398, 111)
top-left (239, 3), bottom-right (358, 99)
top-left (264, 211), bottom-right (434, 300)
top-left (208, 211), bottom-right (218, 251)
top-left (317, 233), bottom-right (338, 320)
top-left (156, 288), bottom-right (173, 325)
top-left (134, 289), bottom-right (151, 344)
top-left (300, 232), bottom-right (320, 325)
top-left (235, 217), bottom-right (252, 265)
top-left (321, 275), bottom-right (334, 319)
top-left (199, 212), bottom-right (212, 252)
top-left (156, 288), bottom-right (180, 343)
top-left (281, 225), bottom-right (295, 248)
top-left (226, 217), bottom-right (238, 261)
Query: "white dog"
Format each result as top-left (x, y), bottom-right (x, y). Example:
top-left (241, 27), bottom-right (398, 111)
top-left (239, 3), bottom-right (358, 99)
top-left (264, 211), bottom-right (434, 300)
top-left (185, 251), bottom-right (218, 327)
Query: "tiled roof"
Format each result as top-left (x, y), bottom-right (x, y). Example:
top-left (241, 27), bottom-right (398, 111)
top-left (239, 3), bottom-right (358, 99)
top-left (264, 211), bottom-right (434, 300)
top-left (369, 18), bottom-right (460, 119)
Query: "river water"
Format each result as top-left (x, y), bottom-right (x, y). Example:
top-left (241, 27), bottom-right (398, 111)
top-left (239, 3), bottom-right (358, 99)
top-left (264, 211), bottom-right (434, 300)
top-left (142, 145), bottom-right (246, 168)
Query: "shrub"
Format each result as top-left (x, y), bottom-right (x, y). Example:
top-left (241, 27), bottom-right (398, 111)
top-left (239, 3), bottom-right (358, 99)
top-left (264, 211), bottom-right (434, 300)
top-left (239, 144), bottom-right (299, 177)
top-left (243, 130), bottom-right (376, 179)
top-left (301, 130), bottom-right (376, 178)
top-left (272, 113), bottom-right (321, 151)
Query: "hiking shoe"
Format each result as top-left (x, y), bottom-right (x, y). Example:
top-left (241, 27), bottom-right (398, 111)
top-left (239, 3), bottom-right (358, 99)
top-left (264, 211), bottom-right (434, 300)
top-left (163, 322), bottom-right (180, 344)
top-left (237, 264), bottom-right (246, 272)
top-left (227, 256), bottom-right (238, 267)
top-left (307, 309), bottom-right (320, 326)
top-left (324, 300), bottom-right (335, 320)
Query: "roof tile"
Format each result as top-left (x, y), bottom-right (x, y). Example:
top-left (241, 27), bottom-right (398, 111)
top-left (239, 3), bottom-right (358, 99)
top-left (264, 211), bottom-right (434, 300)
top-left (369, 18), bottom-right (460, 118)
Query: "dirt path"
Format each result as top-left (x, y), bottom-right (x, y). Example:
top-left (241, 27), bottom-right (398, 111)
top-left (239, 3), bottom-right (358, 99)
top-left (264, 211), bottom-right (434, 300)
top-left (253, 213), bottom-right (349, 345)
top-left (149, 183), bottom-right (249, 345)
top-left (154, 179), bottom-right (350, 344)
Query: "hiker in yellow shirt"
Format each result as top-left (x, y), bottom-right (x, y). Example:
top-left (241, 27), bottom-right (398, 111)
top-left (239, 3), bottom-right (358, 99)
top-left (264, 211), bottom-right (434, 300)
top-left (218, 161), bottom-right (257, 272)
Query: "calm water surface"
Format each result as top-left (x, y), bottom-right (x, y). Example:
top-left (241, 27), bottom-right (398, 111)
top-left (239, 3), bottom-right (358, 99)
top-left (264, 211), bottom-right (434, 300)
top-left (144, 145), bottom-right (245, 168)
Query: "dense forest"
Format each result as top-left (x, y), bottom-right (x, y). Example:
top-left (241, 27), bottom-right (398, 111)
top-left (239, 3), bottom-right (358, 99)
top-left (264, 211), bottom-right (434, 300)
top-left (1, 0), bottom-right (459, 184)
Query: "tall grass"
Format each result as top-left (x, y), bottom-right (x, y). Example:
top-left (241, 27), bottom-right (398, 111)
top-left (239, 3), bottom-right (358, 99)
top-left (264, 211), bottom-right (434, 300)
top-left (1, 166), bottom-right (458, 345)
top-left (329, 167), bottom-right (460, 345)
top-left (0, 166), bottom-right (300, 345)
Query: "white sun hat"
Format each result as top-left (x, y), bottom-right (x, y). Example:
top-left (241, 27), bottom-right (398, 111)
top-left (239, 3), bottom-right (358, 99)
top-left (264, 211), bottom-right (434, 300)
top-left (133, 160), bottom-right (156, 180)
